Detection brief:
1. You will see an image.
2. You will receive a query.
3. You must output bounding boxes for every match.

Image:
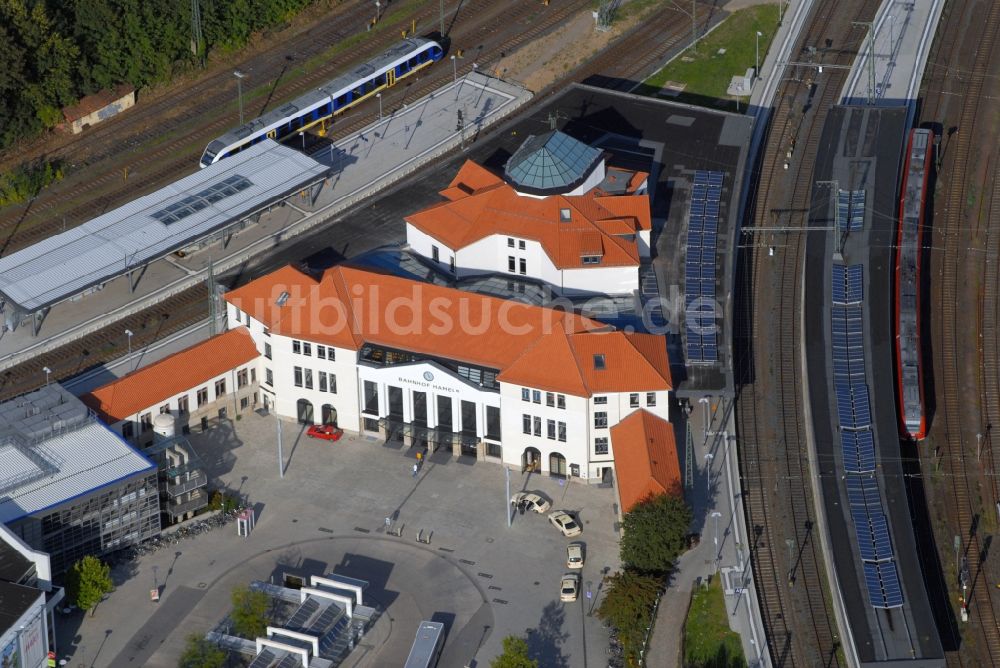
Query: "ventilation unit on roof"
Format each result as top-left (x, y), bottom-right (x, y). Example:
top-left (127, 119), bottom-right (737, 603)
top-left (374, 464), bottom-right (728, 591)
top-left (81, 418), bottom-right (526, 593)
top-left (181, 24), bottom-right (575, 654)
top-left (276, 291), bottom-right (290, 307)
top-left (560, 208), bottom-right (572, 223)
top-left (593, 354), bottom-right (606, 371)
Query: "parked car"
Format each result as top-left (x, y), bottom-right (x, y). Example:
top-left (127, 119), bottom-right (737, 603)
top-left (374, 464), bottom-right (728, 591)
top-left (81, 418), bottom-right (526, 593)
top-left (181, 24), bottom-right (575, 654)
top-left (306, 424), bottom-right (344, 441)
top-left (566, 542), bottom-right (584, 569)
top-left (510, 491), bottom-right (552, 514)
top-left (548, 510), bottom-right (582, 537)
top-left (560, 572), bottom-right (581, 602)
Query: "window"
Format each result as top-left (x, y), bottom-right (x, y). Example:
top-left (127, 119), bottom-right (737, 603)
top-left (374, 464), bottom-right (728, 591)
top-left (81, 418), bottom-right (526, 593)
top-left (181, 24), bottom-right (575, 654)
top-left (240, 397), bottom-right (249, 410)
top-left (594, 395), bottom-right (608, 405)
top-left (197, 388), bottom-right (208, 407)
top-left (546, 392), bottom-right (555, 407)
top-left (264, 342), bottom-right (272, 359)
top-left (594, 411), bottom-right (608, 429)
top-left (523, 414), bottom-right (531, 434)
top-left (178, 396), bottom-right (189, 413)
top-left (582, 255), bottom-right (601, 265)
top-left (263, 327), bottom-right (270, 337)
top-left (215, 379), bottom-right (226, 397)
top-left (122, 422), bottom-right (134, 440)
top-left (141, 413), bottom-right (152, 432)
top-left (630, 393), bottom-right (639, 408)
top-left (293, 340), bottom-right (301, 354)
top-left (521, 388), bottom-right (530, 402)
top-left (294, 367), bottom-right (303, 387)
top-left (508, 237), bottom-right (515, 248)
top-left (304, 368), bottom-right (313, 390)
top-left (646, 392), bottom-right (657, 407)
top-left (533, 416), bottom-right (541, 437)
top-left (237, 369), bottom-right (248, 388)
top-left (557, 394), bottom-right (566, 409)
top-left (450, 256), bottom-right (456, 274)
top-left (159, 404), bottom-right (170, 415)
top-left (558, 421), bottom-right (566, 442)
top-left (518, 240), bottom-right (526, 250)
top-left (251, 368), bottom-right (257, 383)
top-left (519, 258), bottom-right (526, 275)
top-left (329, 374), bottom-right (337, 393)
top-left (508, 256), bottom-right (516, 273)
top-left (532, 390), bottom-right (541, 404)
top-left (327, 347), bottom-right (335, 361)
top-left (302, 342), bottom-right (312, 356)
top-left (317, 345), bottom-right (326, 360)
top-left (560, 207), bottom-right (572, 222)
top-left (547, 419), bottom-right (556, 440)
top-left (595, 437), bottom-right (609, 455)
top-left (234, 309), bottom-right (241, 323)
top-left (432, 245), bottom-right (440, 262)
top-left (593, 354), bottom-right (606, 370)
top-left (265, 368), bottom-right (273, 386)
top-left (319, 371), bottom-right (328, 393)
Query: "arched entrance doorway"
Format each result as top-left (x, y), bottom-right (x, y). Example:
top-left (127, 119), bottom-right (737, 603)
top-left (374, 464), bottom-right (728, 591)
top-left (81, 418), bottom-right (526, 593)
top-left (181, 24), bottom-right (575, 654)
top-left (297, 399), bottom-right (314, 424)
top-left (321, 404), bottom-right (337, 426)
top-left (522, 447), bottom-right (541, 473)
top-left (549, 452), bottom-right (567, 478)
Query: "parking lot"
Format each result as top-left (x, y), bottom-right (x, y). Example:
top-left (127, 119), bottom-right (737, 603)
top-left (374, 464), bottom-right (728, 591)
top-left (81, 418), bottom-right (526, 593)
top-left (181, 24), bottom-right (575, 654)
top-left (55, 410), bottom-right (621, 667)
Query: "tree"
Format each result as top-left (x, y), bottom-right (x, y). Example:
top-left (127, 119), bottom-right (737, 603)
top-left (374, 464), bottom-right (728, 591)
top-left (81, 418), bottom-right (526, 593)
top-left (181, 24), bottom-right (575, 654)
top-left (620, 492), bottom-right (692, 575)
top-left (178, 634), bottom-right (226, 668)
top-left (64, 555), bottom-right (114, 615)
top-left (230, 585), bottom-right (270, 638)
top-left (596, 570), bottom-right (663, 666)
top-left (490, 635), bottom-right (537, 668)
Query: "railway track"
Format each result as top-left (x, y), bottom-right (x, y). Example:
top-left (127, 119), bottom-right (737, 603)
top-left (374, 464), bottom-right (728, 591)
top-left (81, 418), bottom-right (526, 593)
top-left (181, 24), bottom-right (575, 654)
top-left (918, 0), bottom-right (1000, 661)
top-left (0, 0), bottom-right (594, 255)
top-left (734, 0), bottom-right (881, 664)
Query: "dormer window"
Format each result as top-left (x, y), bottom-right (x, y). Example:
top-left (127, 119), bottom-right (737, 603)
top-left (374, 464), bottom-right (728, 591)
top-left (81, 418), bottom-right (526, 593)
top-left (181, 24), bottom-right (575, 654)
top-left (593, 354), bottom-right (606, 370)
top-left (560, 208), bottom-right (572, 222)
top-left (581, 255), bottom-right (601, 265)
top-left (276, 291), bottom-right (290, 307)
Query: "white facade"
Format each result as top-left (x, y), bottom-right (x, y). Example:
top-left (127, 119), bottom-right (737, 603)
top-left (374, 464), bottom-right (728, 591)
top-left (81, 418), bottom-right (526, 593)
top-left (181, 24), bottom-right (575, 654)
top-left (228, 303), bottom-right (670, 481)
top-left (406, 222), bottom-right (642, 296)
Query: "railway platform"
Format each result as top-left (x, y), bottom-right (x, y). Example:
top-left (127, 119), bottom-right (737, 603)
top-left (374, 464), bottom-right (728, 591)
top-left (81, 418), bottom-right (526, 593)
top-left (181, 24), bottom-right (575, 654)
top-left (0, 72), bottom-right (530, 373)
top-left (840, 0), bottom-right (946, 116)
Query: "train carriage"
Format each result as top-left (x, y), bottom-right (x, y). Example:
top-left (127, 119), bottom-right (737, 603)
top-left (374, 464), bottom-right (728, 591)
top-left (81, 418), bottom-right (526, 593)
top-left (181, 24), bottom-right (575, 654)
top-left (895, 128), bottom-right (933, 440)
top-left (200, 37), bottom-right (443, 167)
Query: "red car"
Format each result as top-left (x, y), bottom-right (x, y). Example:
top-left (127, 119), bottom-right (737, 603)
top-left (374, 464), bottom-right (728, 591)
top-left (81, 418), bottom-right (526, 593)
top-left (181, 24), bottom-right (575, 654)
top-left (306, 424), bottom-right (344, 441)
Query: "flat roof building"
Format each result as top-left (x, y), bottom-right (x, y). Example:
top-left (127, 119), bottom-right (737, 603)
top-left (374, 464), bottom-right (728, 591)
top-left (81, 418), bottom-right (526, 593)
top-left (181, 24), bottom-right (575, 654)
top-left (0, 385), bottom-right (159, 573)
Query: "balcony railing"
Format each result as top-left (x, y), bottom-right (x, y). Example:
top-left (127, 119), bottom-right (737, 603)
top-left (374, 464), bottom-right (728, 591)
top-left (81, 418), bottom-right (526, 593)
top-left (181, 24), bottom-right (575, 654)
top-left (164, 493), bottom-right (209, 518)
top-left (163, 470), bottom-right (208, 497)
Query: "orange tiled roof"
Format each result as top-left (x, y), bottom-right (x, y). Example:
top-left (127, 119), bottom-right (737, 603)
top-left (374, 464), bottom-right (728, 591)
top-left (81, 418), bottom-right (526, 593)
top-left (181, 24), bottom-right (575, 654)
top-left (610, 410), bottom-right (682, 512)
top-left (498, 330), bottom-right (672, 394)
top-left (63, 84), bottom-right (134, 122)
top-left (406, 159), bottom-right (652, 270)
top-left (82, 328), bottom-right (259, 422)
top-left (225, 265), bottom-right (670, 396)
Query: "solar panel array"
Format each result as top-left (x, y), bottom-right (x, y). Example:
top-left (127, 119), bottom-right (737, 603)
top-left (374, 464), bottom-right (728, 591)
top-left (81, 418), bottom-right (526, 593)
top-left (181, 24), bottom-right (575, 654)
top-left (836, 189), bottom-right (867, 232)
top-left (830, 263), bottom-right (904, 609)
top-left (685, 170), bottom-right (724, 364)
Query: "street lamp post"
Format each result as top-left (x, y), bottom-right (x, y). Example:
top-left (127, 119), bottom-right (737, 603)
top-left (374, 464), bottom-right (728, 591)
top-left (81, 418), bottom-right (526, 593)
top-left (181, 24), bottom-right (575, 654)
top-left (704, 452), bottom-right (714, 494)
top-left (42, 366), bottom-right (51, 387)
top-left (888, 15), bottom-right (895, 65)
top-left (711, 510), bottom-right (722, 564)
top-left (376, 92), bottom-right (382, 120)
top-left (755, 31), bottom-right (763, 79)
top-left (451, 54), bottom-right (457, 83)
top-left (124, 328), bottom-right (133, 363)
top-left (299, 131), bottom-right (305, 150)
top-left (233, 70), bottom-right (247, 125)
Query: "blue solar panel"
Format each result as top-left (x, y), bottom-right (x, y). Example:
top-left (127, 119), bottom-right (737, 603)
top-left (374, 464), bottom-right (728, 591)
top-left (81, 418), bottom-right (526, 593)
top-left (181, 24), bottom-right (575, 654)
top-left (708, 172), bottom-right (724, 186)
top-left (845, 474), bottom-right (881, 509)
top-left (842, 430), bottom-right (876, 473)
top-left (694, 171), bottom-right (710, 185)
top-left (856, 509), bottom-right (893, 562)
top-left (863, 561), bottom-right (904, 608)
top-left (846, 264), bottom-right (863, 302)
top-left (692, 185), bottom-right (708, 201)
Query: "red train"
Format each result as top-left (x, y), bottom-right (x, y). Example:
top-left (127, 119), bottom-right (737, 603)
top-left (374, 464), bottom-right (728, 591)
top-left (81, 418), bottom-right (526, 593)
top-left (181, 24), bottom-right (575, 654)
top-left (895, 128), bottom-right (933, 440)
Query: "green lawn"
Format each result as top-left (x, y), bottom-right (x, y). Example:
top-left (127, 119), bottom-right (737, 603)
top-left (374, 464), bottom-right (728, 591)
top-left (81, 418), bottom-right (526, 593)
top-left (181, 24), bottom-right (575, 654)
top-left (683, 577), bottom-right (746, 668)
top-left (640, 4), bottom-right (781, 108)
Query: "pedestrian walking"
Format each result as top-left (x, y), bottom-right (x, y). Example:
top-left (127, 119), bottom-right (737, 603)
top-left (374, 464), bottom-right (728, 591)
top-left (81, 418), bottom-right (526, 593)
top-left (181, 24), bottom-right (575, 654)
top-left (412, 463), bottom-right (419, 477)
top-left (416, 450), bottom-right (423, 463)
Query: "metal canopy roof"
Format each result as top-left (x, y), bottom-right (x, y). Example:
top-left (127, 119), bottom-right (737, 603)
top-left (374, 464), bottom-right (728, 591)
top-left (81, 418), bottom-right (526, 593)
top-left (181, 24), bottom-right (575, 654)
top-left (0, 385), bottom-right (154, 524)
top-left (504, 131), bottom-right (602, 195)
top-left (0, 140), bottom-right (328, 312)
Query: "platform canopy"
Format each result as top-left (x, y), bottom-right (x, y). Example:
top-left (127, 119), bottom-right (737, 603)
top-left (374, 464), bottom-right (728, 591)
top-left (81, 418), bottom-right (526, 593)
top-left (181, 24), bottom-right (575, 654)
top-left (0, 140), bottom-right (328, 313)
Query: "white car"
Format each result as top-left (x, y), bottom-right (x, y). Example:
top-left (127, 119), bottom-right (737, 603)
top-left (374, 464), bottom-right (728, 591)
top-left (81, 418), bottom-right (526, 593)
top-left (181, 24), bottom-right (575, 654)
top-left (560, 572), bottom-right (581, 602)
top-left (548, 510), bottom-right (582, 537)
top-left (566, 542), bottom-right (584, 569)
top-left (510, 491), bottom-right (551, 514)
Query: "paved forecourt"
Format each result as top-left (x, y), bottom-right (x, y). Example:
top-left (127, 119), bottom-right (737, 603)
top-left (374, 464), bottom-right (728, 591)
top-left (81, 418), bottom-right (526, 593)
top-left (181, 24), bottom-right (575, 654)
top-left (54, 410), bottom-right (620, 668)
top-left (0, 72), bottom-right (530, 372)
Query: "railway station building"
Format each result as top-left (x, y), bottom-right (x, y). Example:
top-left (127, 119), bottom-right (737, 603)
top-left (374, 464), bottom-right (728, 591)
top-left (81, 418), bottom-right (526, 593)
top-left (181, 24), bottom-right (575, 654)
top-left (404, 130), bottom-right (652, 297)
top-left (0, 385), bottom-right (160, 574)
top-left (223, 263), bottom-right (675, 482)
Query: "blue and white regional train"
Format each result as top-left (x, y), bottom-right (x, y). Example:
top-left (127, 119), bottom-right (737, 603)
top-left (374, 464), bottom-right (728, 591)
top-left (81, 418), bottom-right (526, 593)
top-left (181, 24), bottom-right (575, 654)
top-left (200, 38), bottom-right (443, 167)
